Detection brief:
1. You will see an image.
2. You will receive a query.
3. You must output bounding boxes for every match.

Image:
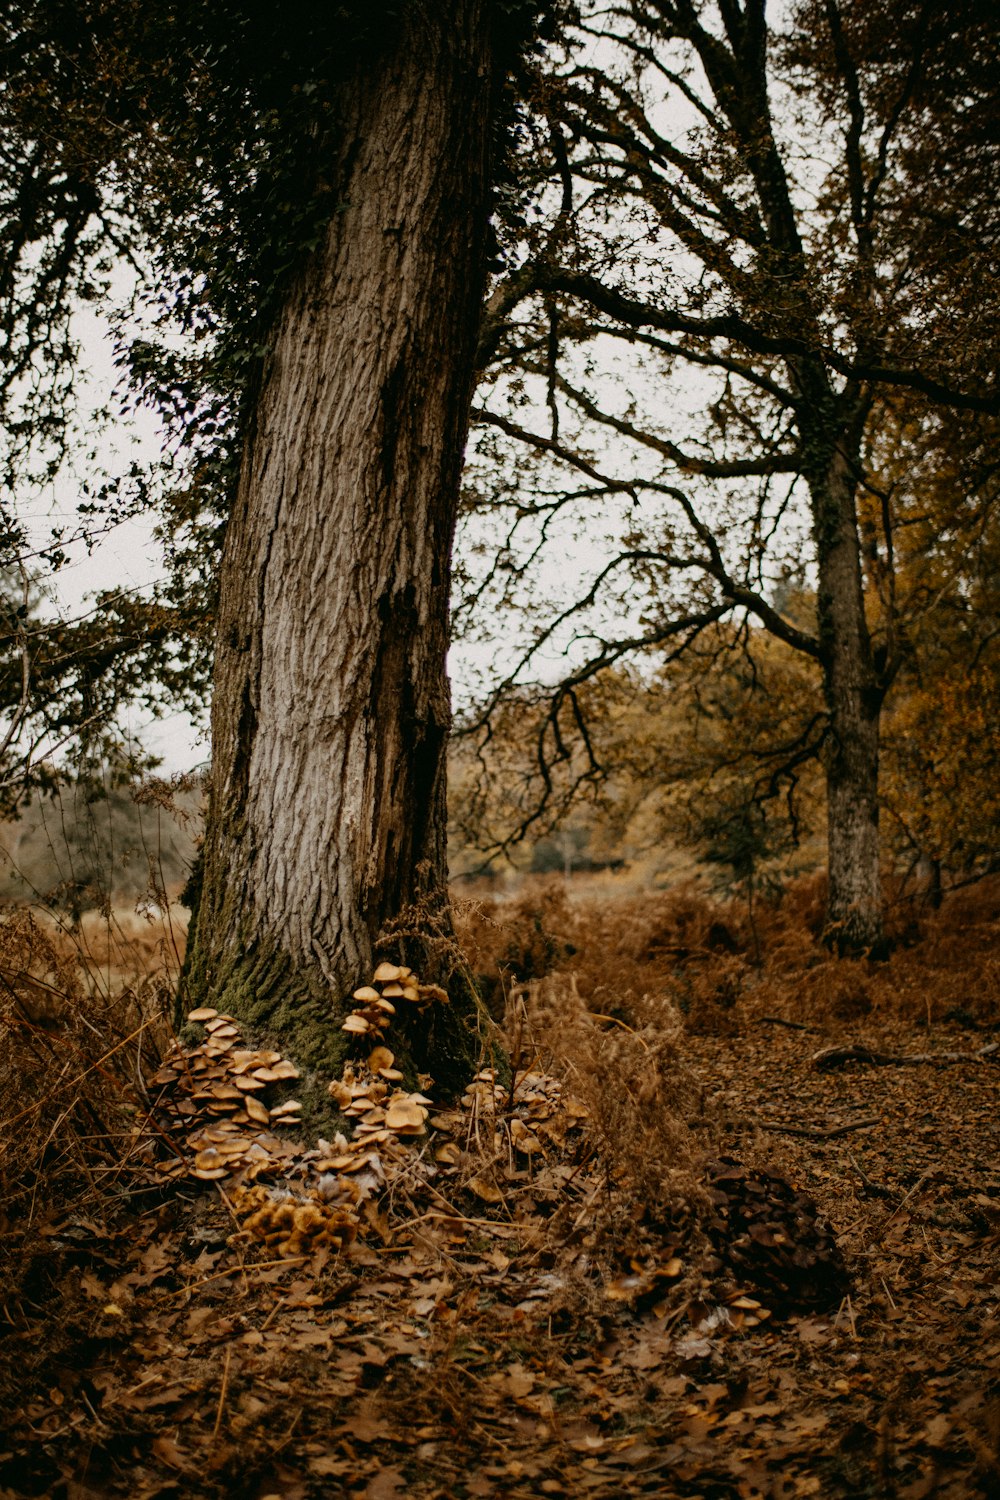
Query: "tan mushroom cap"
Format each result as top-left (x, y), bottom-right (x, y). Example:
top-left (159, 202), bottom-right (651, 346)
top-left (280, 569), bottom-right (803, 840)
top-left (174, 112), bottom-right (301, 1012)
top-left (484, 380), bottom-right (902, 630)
top-left (384, 1099), bottom-right (428, 1132)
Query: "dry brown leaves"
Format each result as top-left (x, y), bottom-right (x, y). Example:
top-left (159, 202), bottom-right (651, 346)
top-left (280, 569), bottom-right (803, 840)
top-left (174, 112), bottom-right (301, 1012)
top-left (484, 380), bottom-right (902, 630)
top-left (3, 927), bottom-right (1000, 1499)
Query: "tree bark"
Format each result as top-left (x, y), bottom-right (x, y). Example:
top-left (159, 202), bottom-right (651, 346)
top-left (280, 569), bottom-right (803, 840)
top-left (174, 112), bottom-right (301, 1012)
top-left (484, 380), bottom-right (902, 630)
top-left (184, 0), bottom-right (497, 1090)
top-left (811, 439), bottom-right (886, 955)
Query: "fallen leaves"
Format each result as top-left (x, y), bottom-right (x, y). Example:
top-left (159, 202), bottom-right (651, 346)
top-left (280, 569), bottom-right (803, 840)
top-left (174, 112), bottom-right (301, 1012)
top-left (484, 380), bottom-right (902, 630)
top-left (4, 1015), bottom-right (999, 1500)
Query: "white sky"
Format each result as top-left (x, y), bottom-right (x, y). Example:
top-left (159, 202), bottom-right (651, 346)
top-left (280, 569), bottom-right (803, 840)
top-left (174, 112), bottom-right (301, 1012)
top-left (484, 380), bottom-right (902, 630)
top-left (33, 304), bottom-right (210, 772)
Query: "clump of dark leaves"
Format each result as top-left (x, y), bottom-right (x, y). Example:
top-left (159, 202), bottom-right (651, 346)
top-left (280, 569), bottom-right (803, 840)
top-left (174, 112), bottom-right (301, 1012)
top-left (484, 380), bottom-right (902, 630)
top-left (704, 1155), bottom-right (850, 1312)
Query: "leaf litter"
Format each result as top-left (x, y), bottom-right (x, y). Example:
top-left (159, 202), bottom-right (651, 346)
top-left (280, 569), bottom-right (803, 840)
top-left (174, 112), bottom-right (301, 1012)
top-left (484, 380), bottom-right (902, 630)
top-left (1, 969), bottom-right (998, 1498)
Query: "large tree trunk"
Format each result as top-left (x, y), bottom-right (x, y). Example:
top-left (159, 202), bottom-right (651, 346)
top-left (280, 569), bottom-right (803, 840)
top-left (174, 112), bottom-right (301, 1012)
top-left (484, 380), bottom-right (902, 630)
top-left (812, 440), bottom-right (886, 955)
top-left (184, 0), bottom-right (497, 1089)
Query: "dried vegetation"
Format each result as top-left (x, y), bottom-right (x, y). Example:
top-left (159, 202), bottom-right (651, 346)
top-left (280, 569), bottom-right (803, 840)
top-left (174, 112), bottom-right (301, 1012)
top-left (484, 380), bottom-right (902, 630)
top-left (0, 873), bottom-right (998, 1497)
top-left (0, 908), bottom-right (175, 1302)
top-left (456, 870), bottom-right (1000, 1032)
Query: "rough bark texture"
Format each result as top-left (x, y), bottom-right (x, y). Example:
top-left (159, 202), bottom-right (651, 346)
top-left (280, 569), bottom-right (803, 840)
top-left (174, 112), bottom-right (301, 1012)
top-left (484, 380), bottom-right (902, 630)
top-left (184, 0), bottom-right (497, 1091)
top-left (812, 441), bottom-right (885, 955)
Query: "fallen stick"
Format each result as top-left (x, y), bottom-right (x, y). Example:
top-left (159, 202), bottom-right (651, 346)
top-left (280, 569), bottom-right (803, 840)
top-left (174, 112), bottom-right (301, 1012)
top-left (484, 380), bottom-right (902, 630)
top-left (757, 1016), bottom-right (826, 1034)
top-left (759, 1114), bottom-right (881, 1139)
top-left (813, 1044), bottom-right (895, 1070)
top-left (873, 1169), bottom-right (935, 1241)
top-left (211, 1344), bottom-right (232, 1445)
top-left (813, 1041), bottom-right (998, 1071)
top-left (847, 1152), bottom-right (894, 1199)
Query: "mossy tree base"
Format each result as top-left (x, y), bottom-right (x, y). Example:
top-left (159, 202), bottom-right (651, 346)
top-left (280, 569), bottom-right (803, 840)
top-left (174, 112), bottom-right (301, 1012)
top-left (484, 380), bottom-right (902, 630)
top-left (181, 920), bottom-right (494, 1136)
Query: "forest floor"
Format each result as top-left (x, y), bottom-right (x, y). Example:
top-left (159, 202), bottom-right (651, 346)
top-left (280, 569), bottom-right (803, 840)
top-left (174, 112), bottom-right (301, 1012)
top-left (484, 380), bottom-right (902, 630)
top-left (2, 882), bottom-right (1000, 1498)
top-left (2, 1018), bottom-right (998, 1499)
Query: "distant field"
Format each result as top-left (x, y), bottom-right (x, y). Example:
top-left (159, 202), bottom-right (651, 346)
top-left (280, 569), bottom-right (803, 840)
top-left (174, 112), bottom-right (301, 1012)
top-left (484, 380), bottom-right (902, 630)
top-left (0, 780), bottom-right (200, 915)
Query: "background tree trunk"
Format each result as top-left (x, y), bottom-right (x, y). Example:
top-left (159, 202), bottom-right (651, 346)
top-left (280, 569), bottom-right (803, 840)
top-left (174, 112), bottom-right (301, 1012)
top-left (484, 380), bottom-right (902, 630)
top-left (184, 0), bottom-right (497, 1089)
top-left (812, 441), bottom-right (886, 955)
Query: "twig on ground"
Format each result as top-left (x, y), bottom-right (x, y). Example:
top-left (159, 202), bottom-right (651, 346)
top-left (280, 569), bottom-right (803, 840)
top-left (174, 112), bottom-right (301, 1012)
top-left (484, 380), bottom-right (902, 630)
top-left (759, 1115), bottom-right (881, 1139)
top-left (813, 1041), bottom-right (999, 1071)
top-left (848, 1153), bottom-right (894, 1199)
top-left (211, 1344), bottom-right (232, 1444)
top-left (155, 1257), bottom-right (310, 1302)
top-left (757, 1016), bottom-right (825, 1034)
top-left (873, 1169), bottom-right (935, 1241)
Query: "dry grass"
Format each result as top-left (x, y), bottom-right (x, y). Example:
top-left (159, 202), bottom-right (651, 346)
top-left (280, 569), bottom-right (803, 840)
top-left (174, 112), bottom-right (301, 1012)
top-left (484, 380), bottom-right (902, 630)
top-left (0, 904), bottom-right (179, 1299)
top-left (66, 901), bottom-right (189, 999)
top-left (3, 864), bottom-right (997, 1305)
top-left (508, 973), bottom-right (707, 1244)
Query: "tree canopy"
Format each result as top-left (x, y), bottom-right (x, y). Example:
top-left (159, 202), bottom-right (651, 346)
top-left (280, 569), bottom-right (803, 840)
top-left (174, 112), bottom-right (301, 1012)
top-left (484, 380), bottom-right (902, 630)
top-left (459, 0), bottom-right (1000, 947)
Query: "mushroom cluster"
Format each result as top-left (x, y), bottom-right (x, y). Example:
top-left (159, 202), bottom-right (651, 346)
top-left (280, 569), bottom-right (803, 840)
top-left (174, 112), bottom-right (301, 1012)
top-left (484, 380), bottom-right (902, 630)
top-left (328, 1058), bottom-right (433, 1139)
top-left (328, 962), bottom-right (451, 1139)
top-left (341, 961), bottom-right (448, 1040)
top-left (140, 989), bottom-right (603, 1267)
top-left (147, 1009), bottom-right (303, 1183)
top-left (236, 1185), bottom-right (358, 1257)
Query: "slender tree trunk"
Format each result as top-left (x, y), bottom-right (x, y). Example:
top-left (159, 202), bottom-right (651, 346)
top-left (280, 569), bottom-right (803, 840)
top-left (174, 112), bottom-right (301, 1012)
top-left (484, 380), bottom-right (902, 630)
top-left (812, 440), bottom-right (886, 955)
top-left (184, 1), bottom-right (497, 1088)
